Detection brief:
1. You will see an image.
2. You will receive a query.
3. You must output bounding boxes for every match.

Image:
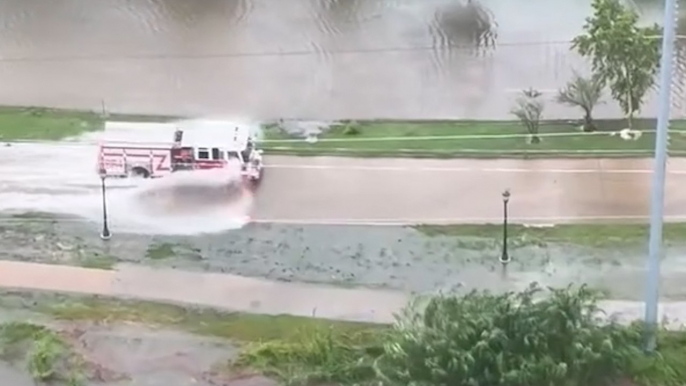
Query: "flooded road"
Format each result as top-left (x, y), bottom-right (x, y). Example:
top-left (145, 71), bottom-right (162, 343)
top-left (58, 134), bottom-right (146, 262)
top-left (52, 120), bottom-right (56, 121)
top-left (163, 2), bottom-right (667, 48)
top-left (4, 120), bottom-right (686, 231)
top-left (0, 0), bottom-right (680, 119)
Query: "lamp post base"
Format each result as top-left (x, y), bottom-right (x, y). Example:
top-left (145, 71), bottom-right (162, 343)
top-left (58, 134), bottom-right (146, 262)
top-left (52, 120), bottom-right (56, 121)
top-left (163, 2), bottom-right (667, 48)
top-left (499, 254), bottom-right (511, 264)
top-left (100, 232), bottom-right (112, 240)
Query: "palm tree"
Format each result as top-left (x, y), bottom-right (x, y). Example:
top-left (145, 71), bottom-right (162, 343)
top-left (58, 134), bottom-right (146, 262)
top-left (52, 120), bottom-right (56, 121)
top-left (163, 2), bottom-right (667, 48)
top-left (556, 72), bottom-right (604, 132)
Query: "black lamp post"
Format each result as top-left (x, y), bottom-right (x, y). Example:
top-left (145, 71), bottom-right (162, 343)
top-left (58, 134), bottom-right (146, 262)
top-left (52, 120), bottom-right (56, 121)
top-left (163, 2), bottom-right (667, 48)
top-left (499, 189), bottom-right (511, 264)
top-left (99, 167), bottom-right (111, 240)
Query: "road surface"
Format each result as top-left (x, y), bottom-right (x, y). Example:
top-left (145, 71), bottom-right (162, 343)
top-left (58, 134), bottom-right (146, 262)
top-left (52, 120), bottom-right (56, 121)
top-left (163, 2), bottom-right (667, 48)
top-left (3, 135), bottom-right (686, 231)
top-left (1, 260), bottom-right (685, 329)
top-left (252, 156), bottom-right (686, 225)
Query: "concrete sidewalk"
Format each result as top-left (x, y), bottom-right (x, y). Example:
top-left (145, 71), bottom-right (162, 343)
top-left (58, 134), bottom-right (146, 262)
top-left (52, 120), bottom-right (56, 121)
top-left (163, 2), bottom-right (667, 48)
top-left (1, 260), bottom-right (686, 329)
top-left (0, 261), bottom-right (406, 323)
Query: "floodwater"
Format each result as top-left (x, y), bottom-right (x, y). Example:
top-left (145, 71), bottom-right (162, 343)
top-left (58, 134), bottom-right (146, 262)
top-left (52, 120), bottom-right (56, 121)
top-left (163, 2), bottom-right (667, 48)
top-left (0, 121), bottom-right (256, 235)
top-left (6, 217), bottom-right (686, 301)
top-left (0, 0), bottom-right (682, 119)
top-left (5, 119), bottom-right (686, 233)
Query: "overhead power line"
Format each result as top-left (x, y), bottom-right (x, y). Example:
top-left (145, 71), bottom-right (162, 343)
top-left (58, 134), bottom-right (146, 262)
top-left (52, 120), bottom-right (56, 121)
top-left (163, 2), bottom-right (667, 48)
top-left (0, 39), bottom-right (612, 63)
top-left (2, 35), bottom-right (686, 63)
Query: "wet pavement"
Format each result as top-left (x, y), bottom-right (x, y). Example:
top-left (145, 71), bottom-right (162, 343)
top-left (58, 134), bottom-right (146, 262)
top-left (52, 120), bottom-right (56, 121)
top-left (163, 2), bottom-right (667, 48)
top-left (7, 124), bottom-right (686, 231)
top-left (0, 0), bottom-right (682, 119)
top-left (5, 260), bottom-right (686, 329)
top-left (253, 156), bottom-right (686, 223)
top-left (5, 136), bottom-right (686, 227)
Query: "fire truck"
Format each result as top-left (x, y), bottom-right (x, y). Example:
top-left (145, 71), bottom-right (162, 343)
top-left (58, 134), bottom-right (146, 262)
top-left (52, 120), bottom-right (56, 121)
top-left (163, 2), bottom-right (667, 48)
top-left (96, 125), bottom-right (264, 184)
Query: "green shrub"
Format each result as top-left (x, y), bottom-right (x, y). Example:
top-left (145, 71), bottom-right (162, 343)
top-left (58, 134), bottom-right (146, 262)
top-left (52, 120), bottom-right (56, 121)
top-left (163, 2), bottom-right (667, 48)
top-left (27, 332), bottom-right (65, 381)
top-left (232, 284), bottom-right (686, 386)
top-left (375, 283), bottom-right (643, 386)
top-left (342, 124), bottom-right (361, 135)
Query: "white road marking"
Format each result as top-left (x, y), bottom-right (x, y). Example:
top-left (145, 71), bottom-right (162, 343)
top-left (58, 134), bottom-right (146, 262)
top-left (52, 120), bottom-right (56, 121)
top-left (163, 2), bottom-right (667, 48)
top-left (263, 163), bottom-right (686, 174)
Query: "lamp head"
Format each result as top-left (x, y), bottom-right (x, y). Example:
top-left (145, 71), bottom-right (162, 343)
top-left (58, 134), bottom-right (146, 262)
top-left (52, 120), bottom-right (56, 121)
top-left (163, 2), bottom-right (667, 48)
top-left (502, 189), bottom-right (511, 203)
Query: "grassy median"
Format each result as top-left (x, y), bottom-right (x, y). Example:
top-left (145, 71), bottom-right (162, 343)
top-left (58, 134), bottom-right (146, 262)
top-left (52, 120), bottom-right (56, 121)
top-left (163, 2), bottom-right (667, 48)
top-left (3, 105), bottom-right (686, 158)
top-left (263, 119), bottom-right (686, 158)
top-left (413, 222), bottom-right (686, 248)
top-left (0, 105), bottom-right (175, 141)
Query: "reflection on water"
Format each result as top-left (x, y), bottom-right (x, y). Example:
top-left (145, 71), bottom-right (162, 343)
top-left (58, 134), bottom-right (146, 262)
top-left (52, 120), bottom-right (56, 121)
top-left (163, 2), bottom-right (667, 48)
top-left (0, 0), bottom-right (680, 119)
top-left (432, 0), bottom-right (498, 52)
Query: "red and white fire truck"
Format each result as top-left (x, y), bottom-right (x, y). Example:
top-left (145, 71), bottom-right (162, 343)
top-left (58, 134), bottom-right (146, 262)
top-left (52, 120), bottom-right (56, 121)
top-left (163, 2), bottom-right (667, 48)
top-left (96, 125), bottom-right (264, 184)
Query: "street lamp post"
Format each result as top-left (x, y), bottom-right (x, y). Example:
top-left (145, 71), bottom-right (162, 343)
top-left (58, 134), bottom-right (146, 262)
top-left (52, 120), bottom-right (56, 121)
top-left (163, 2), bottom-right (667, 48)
top-left (500, 190), bottom-right (511, 265)
top-left (99, 167), bottom-right (111, 240)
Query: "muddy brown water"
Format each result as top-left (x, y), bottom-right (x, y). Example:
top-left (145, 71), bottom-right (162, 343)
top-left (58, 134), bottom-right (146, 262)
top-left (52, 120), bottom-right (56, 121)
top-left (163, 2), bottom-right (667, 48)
top-left (0, 0), bottom-right (683, 119)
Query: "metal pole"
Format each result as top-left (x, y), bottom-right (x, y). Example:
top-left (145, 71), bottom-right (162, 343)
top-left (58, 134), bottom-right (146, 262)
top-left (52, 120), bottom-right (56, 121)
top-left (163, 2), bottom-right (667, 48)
top-left (100, 175), bottom-right (111, 240)
top-left (644, 0), bottom-right (678, 352)
top-left (500, 190), bottom-right (511, 264)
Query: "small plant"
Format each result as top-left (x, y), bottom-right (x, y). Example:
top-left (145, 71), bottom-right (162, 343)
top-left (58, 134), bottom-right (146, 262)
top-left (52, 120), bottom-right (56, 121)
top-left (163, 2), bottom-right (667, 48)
top-left (28, 332), bottom-right (64, 381)
top-left (145, 242), bottom-right (176, 260)
top-left (511, 88), bottom-right (545, 143)
top-left (557, 72), bottom-right (604, 132)
top-left (78, 253), bottom-right (117, 270)
top-left (342, 124), bottom-right (360, 135)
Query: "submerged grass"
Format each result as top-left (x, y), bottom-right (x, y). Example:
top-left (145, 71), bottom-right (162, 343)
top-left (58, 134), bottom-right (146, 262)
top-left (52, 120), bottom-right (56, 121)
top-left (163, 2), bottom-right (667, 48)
top-left (36, 294), bottom-right (382, 342)
top-left (0, 291), bottom-right (384, 384)
top-left (414, 222), bottom-right (686, 248)
top-left (145, 243), bottom-right (177, 260)
top-left (77, 253), bottom-right (118, 270)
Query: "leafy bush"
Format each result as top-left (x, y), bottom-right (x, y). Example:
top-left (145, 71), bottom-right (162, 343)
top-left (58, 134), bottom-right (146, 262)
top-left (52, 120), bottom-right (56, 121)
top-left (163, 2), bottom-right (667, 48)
top-left (232, 284), bottom-right (686, 386)
top-left (374, 283), bottom-right (644, 386)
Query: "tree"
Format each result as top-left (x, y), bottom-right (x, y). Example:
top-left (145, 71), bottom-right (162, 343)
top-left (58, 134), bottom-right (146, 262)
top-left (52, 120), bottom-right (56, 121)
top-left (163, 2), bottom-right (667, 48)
top-left (572, 0), bottom-right (661, 129)
top-left (557, 72), bottom-right (604, 132)
top-left (374, 284), bottom-right (644, 386)
top-left (511, 88), bottom-right (544, 144)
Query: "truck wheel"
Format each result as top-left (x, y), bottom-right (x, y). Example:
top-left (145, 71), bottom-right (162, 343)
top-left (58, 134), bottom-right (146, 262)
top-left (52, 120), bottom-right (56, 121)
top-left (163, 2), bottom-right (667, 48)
top-left (130, 167), bottom-right (151, 179)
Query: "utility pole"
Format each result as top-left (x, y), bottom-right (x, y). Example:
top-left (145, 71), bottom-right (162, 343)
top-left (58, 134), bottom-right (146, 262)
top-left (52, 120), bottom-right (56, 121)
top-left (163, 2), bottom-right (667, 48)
top-left (644, 0), bottom-right (678, 352)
